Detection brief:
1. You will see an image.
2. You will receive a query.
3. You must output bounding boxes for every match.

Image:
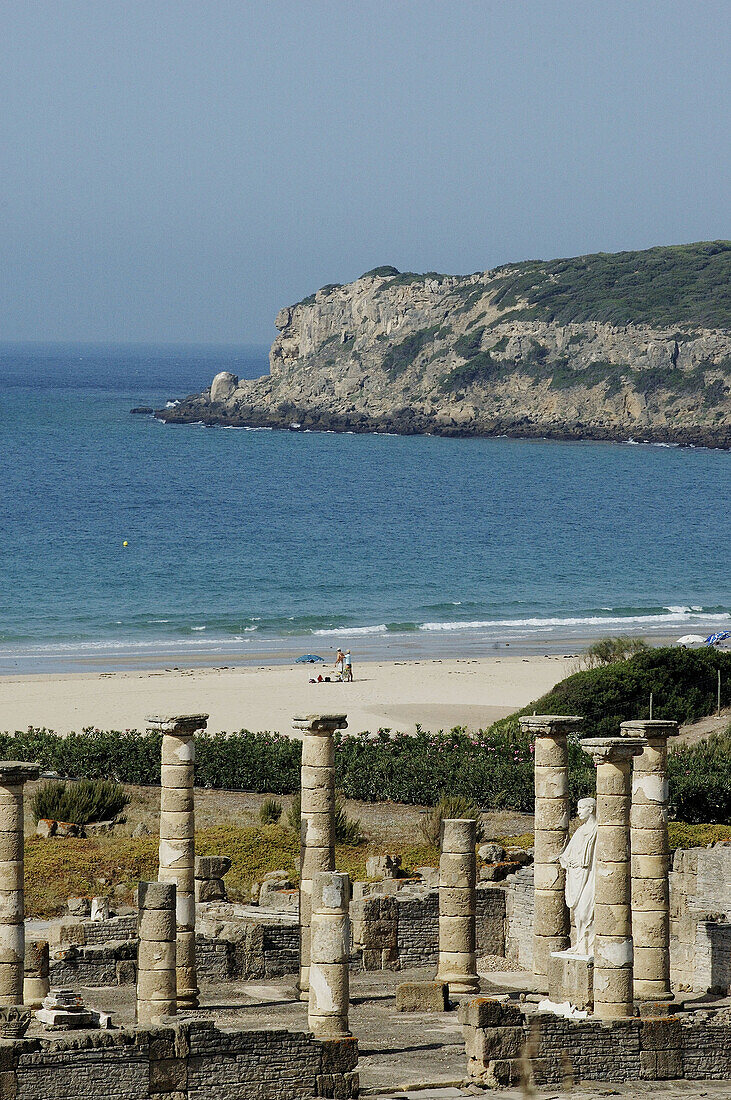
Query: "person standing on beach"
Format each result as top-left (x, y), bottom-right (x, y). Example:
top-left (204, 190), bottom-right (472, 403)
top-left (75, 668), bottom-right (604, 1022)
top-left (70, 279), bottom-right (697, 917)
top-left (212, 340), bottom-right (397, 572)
top-left (344, 649), bottom-right (353, 681)
top-left (335, 648), bottom-right (345, 679)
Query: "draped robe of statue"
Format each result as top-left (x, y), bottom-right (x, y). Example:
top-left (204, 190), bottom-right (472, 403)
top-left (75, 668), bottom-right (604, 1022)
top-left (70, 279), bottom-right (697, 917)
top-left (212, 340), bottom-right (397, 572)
top-left (558, 799), bottom-right (597, 956)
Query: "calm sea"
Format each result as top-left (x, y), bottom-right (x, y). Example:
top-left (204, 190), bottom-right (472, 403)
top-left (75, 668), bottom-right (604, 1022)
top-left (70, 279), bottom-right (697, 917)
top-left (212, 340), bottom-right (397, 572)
top-left (1, 344), bottom-right (729, 673)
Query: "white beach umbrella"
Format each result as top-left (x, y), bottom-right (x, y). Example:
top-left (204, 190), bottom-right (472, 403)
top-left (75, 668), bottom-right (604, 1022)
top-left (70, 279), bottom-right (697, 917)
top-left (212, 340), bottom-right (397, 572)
top-left (675, 634), bottom-right (705, 646)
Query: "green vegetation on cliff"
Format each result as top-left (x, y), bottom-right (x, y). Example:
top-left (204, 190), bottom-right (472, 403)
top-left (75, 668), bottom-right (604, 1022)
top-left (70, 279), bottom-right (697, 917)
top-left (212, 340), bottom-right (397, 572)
top-left (488, 241), bottom-right (731, 327)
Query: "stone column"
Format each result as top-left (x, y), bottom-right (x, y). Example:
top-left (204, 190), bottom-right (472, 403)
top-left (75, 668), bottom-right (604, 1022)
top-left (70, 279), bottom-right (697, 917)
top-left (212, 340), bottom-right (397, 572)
top-left (148, 713), bottom-right (208, 1009)
top-left (436, 818), bottom-right (480, 995)
top-left (0, 761), bottom-right (40, 1007)
top-left (519, 715), bottom-right (582, 978)
top-left (621, 719), bottom-right (677, 1004)
top-left (582, 736), bottom-right (646, 1019)
top-left (136, 881), bottom-right (177, 1026)
top-left (308, 871), bottom-right (351, 1038)
top-left (23, 941), bottom-right (50, 1009)
top-left (293, 713), bottom-right (347, 1002)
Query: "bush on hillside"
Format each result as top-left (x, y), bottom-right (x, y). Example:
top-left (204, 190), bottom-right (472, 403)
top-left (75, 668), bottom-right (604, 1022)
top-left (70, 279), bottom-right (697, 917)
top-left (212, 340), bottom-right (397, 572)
top-left (419, 794), bottom-right (485, 847)
top-left (31, 779), bottom-right (129, 826)
top-left (491, 646), bottom-right (731, 740)
top-left (577, 635), bottom-right (649, 669)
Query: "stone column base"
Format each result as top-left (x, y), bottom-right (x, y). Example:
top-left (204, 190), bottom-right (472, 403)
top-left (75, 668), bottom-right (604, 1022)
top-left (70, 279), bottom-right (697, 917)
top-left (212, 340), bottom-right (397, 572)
top-left (548, 950), bottom-right (594, 1012)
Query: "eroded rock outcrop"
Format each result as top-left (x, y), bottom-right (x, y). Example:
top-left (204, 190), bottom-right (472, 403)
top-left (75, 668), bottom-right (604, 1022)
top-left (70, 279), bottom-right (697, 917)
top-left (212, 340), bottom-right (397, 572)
top-left (158, 243), bottom-right (731, 447)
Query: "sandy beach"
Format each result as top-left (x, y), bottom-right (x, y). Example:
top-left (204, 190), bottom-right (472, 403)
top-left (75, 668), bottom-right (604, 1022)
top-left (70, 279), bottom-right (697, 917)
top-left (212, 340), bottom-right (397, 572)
top-left (0, 655), bottom-right (573, 736)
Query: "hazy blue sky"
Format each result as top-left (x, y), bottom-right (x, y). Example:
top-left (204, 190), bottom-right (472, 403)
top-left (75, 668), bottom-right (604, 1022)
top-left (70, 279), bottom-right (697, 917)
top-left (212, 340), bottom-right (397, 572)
top-left (1, 1), bottom-right (729, 344)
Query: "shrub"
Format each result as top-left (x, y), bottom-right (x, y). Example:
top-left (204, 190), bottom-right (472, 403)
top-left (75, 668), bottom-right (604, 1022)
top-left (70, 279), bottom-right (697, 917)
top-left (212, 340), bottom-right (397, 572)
top-left (577, 635), bottom-right (650, 669)
top-left (668, 731), bottom-right (731, 823)
top-left (493, 646), bottom-right (731, 741)
top-left (31, 779), bottom-right (130, 826)
top-left (381, 326), bottom-right (441, 378)
top-left (420, 794), bottom-right (485, 847)
top-left (286, 791), bottom-right (363, 844)
top-left (259, 798), bottom-right (283, 824)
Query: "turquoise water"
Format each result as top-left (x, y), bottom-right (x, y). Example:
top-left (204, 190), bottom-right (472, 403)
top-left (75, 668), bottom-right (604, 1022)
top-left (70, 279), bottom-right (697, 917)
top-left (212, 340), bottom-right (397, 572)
top-left (1, 344), bottom-right (729, 672)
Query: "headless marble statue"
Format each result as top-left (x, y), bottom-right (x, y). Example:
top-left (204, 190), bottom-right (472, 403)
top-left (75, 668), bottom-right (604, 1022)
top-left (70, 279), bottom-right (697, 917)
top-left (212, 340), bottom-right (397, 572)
top-left (559, 797), bottom-right (597, 955)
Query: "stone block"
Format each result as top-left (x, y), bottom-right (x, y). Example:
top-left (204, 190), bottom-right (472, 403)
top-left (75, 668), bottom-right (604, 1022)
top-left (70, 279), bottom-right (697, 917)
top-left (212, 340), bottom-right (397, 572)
top-left (548, 951), bottom-right (593, 1011)
top-left (138, 909), bottom-right (176, 942)
top-left (534, 829), bottom-right (568, 863)
top-left (458, 996), bottom-right (523, 1028)
top-left (160, 788), bottom-right (193, 814)
top-left (395, 980), bottom-right (448, 1012)
top-left (138, 882), bottom-right (176, 911)
top-left (469, 1025), bottom-right (525, 1060)
top-left (160, 764), bottom-right (191, 790)
top-left (441, 818), bottom-right (476, 852)
top-left (194, 856), bottom-right (231, 879)
top-left (439, 915), bottom-right (476, 953)
top-left (149, 1056), bottom-right (188, 1091)
top-left (534, 800), bottom-right (570, 831)
top-left (159, 813), bottom-right (194, 842)
top-left (438, 852), bottom-right (474, 887)
top-left (534, 766), bottom-right (568, 798)
top-left (0, 834), bottom-right (23, 862)
top-left (302, 786), bottom-right (336, 815)
top-left (595, 901), bottom-right (632, 937)
top-left (438, 887), bottom-right (475, 917)
top-left (301, 732), bottom-right (336, 768)
top-left (639, 1048), bottom-right (683, 1079)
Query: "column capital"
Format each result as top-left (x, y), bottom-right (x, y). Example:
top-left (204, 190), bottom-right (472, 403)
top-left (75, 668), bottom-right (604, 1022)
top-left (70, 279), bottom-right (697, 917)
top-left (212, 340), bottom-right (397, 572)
top-left (519, 715), bottom-right (583, 738)
top-left (620, 719), bottom-right (678, 741)
top-left (581, 736), bottom-right (646, 765)
top-left (293, 714), bottom-right (348, 734)
top-left (0, 761), bottom-right (41, 785)
top-left (146, 714), bottom-right (208, 735)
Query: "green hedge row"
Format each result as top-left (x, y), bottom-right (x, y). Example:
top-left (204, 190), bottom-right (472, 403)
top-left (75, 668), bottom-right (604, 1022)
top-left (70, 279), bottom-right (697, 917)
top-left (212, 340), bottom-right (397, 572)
top-left (1, 723), bottom-right (728, 824)
top-left (1, 648), bottom-right (728, 823)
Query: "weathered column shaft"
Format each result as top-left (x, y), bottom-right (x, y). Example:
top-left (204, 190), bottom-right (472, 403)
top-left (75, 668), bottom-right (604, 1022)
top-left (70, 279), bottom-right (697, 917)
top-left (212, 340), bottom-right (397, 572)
top-left (294, 714), bottom-right (347, 1002)
top-left (23, 941), bottom-right (50, 1009)
top-left (622, 719), bottom-right (677, 1003)
top-left (308, 871), bottom-right (351, 1038)
top-left (136, 881), bottom-right (177, 1026)
top-left (436, 818), bottom-right (479, 995)
top-left (520, 716), bottom-right (582, 978)
top-left (149, 713), bottom-right (208, 1010)
top-left (583, 736), bottom-right (646, 1020)
top-left (0, 762), bottom-right (40, 1007)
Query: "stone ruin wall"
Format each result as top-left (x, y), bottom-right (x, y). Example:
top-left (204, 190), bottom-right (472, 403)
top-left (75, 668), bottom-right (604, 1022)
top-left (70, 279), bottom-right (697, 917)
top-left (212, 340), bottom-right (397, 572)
top-left (461, 997), bottom-right (731, 1088)
top-left (49, 921), bottom-right (299, 989)
top-left (0, 1020), bottom-right (358, 1100)
top-left (502, 847), bottom-right (731, 993)
top-left (670, 845), bottom-right (731, 995)
top-left (45, 843), bottom-right (729, 994)
top-left (352, 884), bottom-right (506, 970)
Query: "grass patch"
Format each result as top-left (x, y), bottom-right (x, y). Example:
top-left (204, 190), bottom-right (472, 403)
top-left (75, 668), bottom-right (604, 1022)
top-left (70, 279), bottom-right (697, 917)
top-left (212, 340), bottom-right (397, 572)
top-left (23, 827), bottom-right (440, 918)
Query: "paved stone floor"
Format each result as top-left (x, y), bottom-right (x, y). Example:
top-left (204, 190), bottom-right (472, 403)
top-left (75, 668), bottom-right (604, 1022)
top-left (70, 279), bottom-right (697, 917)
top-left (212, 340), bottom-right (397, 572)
top-left (32, 968), bottom-right (731, 1097)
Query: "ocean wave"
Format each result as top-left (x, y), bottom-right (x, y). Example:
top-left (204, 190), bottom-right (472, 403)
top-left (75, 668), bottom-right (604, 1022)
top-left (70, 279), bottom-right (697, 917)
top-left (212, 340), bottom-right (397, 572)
top-left (312, 624), bottom-right (389, 636)
top-left (419, 609), bottom-right (731, 632)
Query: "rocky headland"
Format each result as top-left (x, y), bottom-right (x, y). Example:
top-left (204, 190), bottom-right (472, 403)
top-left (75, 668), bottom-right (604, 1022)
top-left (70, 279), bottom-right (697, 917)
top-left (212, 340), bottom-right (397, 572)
top-left (157, 241), bottom-right (731, 447)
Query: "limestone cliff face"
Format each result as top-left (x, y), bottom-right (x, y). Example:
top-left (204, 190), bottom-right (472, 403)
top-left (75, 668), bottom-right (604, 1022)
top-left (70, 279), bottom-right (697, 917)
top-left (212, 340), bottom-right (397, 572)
top-left (159, 247), bottom-right (731, 447)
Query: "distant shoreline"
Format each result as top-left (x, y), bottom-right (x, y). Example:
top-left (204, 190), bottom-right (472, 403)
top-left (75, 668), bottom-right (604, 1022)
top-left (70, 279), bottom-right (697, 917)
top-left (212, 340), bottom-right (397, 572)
top-left (0, 627), bottom-right (710, 677)
top-left (154, 402), bottom-right (731, 451)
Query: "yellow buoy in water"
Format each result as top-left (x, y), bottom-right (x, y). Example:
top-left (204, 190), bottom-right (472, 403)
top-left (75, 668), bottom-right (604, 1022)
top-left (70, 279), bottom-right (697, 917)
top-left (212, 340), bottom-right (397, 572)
top-left (123, 541), bottom-right (128, 547)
